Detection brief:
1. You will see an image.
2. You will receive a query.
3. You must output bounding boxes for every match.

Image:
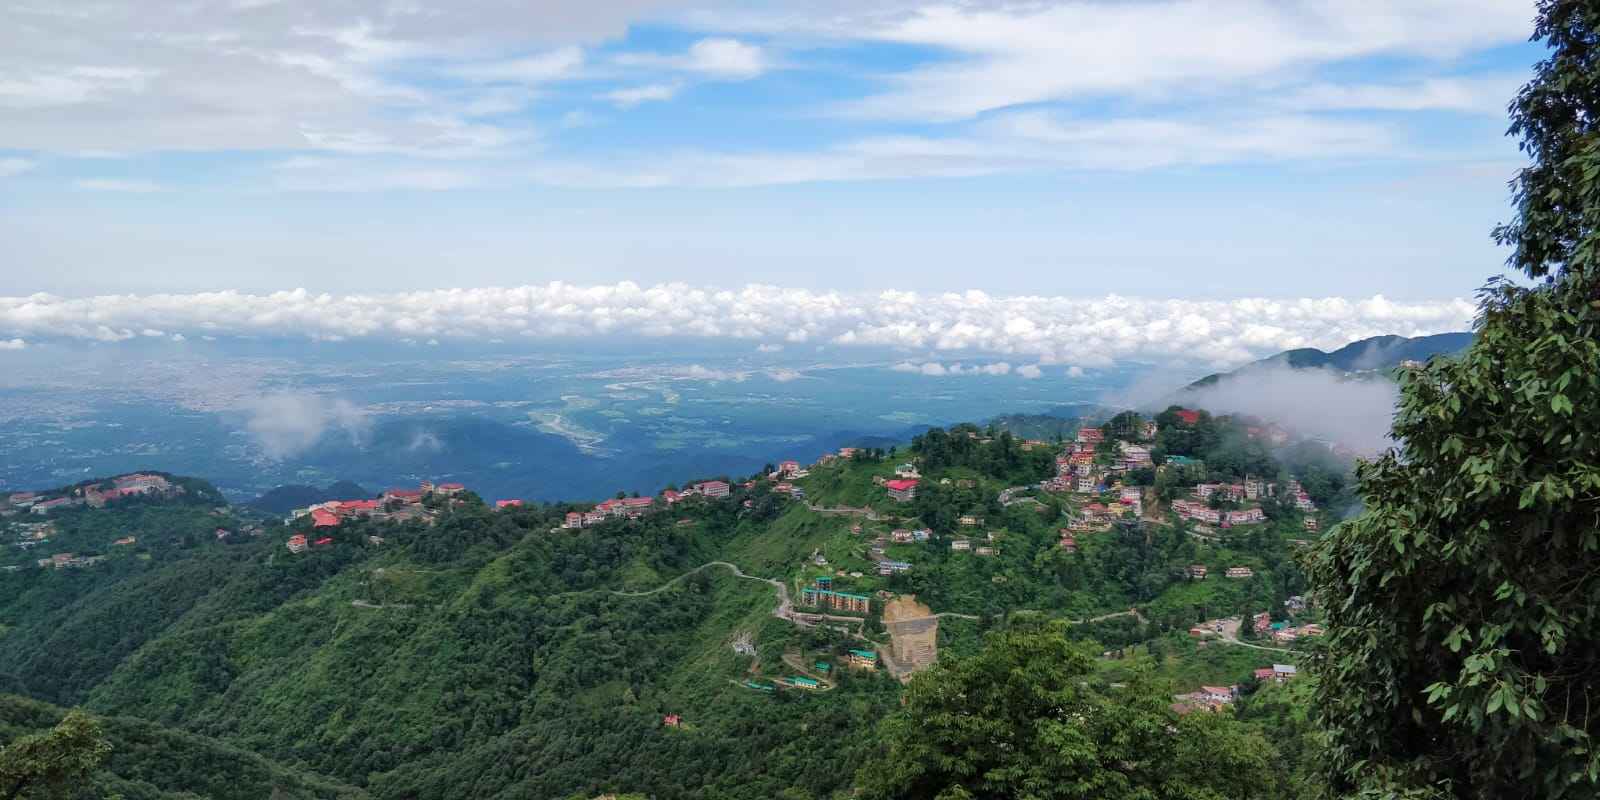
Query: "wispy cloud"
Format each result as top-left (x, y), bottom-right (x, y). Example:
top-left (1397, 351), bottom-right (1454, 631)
top-left (0, 284), bottom-right (1477, 369)
top-left (617, 37), bottom-right (769, 79)
top-left (603, 82), bottom-right (682, 108)
top-left (74, 178), bottom-right (167, 193)
top-left (0, 157), bottom-right (33, 177)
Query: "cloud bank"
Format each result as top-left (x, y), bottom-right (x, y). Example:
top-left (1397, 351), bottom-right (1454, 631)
top-left (0, 284), bottom-right (1476, 368)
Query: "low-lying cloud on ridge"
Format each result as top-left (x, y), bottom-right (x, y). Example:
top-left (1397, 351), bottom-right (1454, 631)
top-left (1178, 365), bottom-right (1402, 454)
top-left (0, 284), bottom-right (1476, 368)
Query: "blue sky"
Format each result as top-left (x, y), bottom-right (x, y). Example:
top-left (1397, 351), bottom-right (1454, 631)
top-left (0, 1), bottom-right (1545, 365)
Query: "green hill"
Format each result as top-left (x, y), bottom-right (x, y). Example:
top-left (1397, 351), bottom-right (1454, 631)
top-left (0, 694), bottom-right (365, 800)
top-left (0, 413), bottom-right (1331, 798)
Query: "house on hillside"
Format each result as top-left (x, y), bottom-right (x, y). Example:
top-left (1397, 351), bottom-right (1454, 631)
top-left (697, 480), bottom-right (731, 498)
top-left (885, 479), bottom-right (918, 503)
top-left (1225, 566), bottom-right (1254, 579)
top-left (846, 649), bottom-right (878, 669)
top-left (286, 534), bottom-right (308, 553)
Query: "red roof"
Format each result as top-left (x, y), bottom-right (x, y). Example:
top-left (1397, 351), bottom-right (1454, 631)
top-left (622, 496), bottom-right (654, 507)
top-left (438, 482), bottom-right (465, 490)
top-left (386, 489), bottom-right (423, 499)
top-left (495, 499), bottom-right (524, 508)
top-left (339, 499), bottom-right (380, 512)
top-left (313, 536), bottom-right (334, 546)
top-left (884, 479), bottom-right (919, 492)
top-left (311, 509), bottom-right (340, 527)
top-left (1175, 409), bottom-right (1201, 425)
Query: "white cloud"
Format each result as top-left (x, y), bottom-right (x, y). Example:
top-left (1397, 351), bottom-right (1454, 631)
top-left (0, 338), bottom-right (26, 350)
top-left (445, 47), bottom-right (584, 84)
top-left (603, 82), bottom-right (681, 108)
top-left (1065, 366), bottom-right (1086, 378)
top-left (822, 0), bottom-right (1530, 122)
top-left (244, 392), bottom-right (371, 459)
top-left (768, 368), bottom-right (803, 382)
top-left (756, 343), bottom-right (783, 353)
top-left (1017, 364), bottom-right (1041, 379)
top-left (684, 38), bottom-right (766, 79)
top-left (74, 178), bottom-right (167, 193)
top-left (1280, 75), bottom-right (1525, 115)
top-left (526, 111), bottom-right (1399, 188)
top-left (0, 158), bottom-right (34, 177)
top-left (0, 284), bottom-right (1477, 370)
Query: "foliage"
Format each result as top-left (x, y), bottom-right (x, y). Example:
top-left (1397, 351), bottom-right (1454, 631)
top-left (855, 619), bottom-right (1277, 800)
top-left (0, 708), bottom-right (110, 800)
top-left (1310, 4), bottom-right (1600, 796)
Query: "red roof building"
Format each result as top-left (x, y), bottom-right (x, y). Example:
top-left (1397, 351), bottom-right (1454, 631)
top-left (313, 536), bottom-right (334, 547)
top-left (495, 499), bottom-right (524, 509)
top-left (885, 478), bottom-right (919, 502)
top-left (1174, 408), bottom-right (1201, 425)
top-left (311, 508), bottom-right (340, 528)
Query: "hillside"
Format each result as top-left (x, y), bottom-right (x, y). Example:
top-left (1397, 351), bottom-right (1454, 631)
top-left (0, 694), bottom-right (366, 800)
top-left (1183, 332), bottom-right (1473, 391)
top-left (0, 413), bottom-right (1338, 799)
top-left (250, 481), bottom-right (374, 515)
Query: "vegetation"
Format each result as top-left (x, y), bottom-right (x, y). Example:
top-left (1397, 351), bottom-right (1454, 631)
top-left (1309, 3), bottom-right (1600, 797)
top-left (856, 619), bottom-right (1277, 800)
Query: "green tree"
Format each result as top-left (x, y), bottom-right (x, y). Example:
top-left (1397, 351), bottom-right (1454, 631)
top-left (1308, 3), bottom-right (1600, 797)
top-left (0, 710), bottom-right (112, 800)
top-left (856, 620), bottom-right (1275, 799)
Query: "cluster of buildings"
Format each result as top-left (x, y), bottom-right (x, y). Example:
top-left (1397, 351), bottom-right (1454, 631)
top-left (287, 481), bottom-right (467, 530)
top-left (563, 480), bottom-right (732, 529)
top-left (1185, 565), bottom-right (1256, 580)
top-left (5, 473), bottom-right (181, 517)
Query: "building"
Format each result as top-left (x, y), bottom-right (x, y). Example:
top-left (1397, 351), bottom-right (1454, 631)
top-left (877, 560), bottom-right (912, 575)
top-left (1224, 507), bottom-right (1266, 526)
top-left (801, 586), bottom-right (870, 613)
top-left (958, 515), bottom-right (980, 527)
top-left (313, 536), bottom-right (334, 547)
top-left (112, 536), bottom-right (136, 546)
top-left (1303, 517), bottom-right (1321, 531)
top-left (311, 508), bottom-right (340, 528)
top-left (1271, 664), bottom-right (1298, 683)
top-left (786, 676), bottom-right (820, 690)
top-left (1187, 564), bottom-right (1208, 579)
top-left (1173, 408), bottom-right (1201, 425)
top-left (286, 534), bottom-right (308, 553)
top-left (974, 546), bottom-right (996, 557)
top-left (1199, 685), bottom-right (1236, 704)
top-left (1225, 567), bottom-right (1254, 579)
top-left (564, 512), bottom-right (583, 529)
top-left (885, 479), bottom-right (919, 503)
top-left (697, 480), bottom-right (731, 498)
top-left (495, 499), bottom-right (523, 509)
top-left (663, 714), bottom-right (682, 728)
top-left (950, 538), bottom-right (971, 551)
top-left (1059, 535), bottom-right (1077, 553)
top-left (435, 482), bottom-right (466, 496)
top-left (891, 529), bottom-right (913, 543)
top-left (846, 649), bottom-right (878, 669)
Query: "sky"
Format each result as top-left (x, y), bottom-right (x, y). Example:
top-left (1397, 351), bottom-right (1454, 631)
top-left (0, 0), bottom-right (1546, 367)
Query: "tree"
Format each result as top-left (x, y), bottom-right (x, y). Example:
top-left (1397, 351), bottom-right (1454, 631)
top-left (0, 710), bottom-right (112, 800)
top-left (1308, 4), bottom-right (1600, 797)
top-left (855, 620), bottom-right (1276, 799)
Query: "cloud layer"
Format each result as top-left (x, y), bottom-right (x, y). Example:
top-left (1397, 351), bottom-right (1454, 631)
top-left (0, 284), bottom-right (1476, 367)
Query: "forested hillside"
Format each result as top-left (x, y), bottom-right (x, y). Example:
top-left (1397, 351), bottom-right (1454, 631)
top-left (1, 403), bottom-right (1342, 799)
